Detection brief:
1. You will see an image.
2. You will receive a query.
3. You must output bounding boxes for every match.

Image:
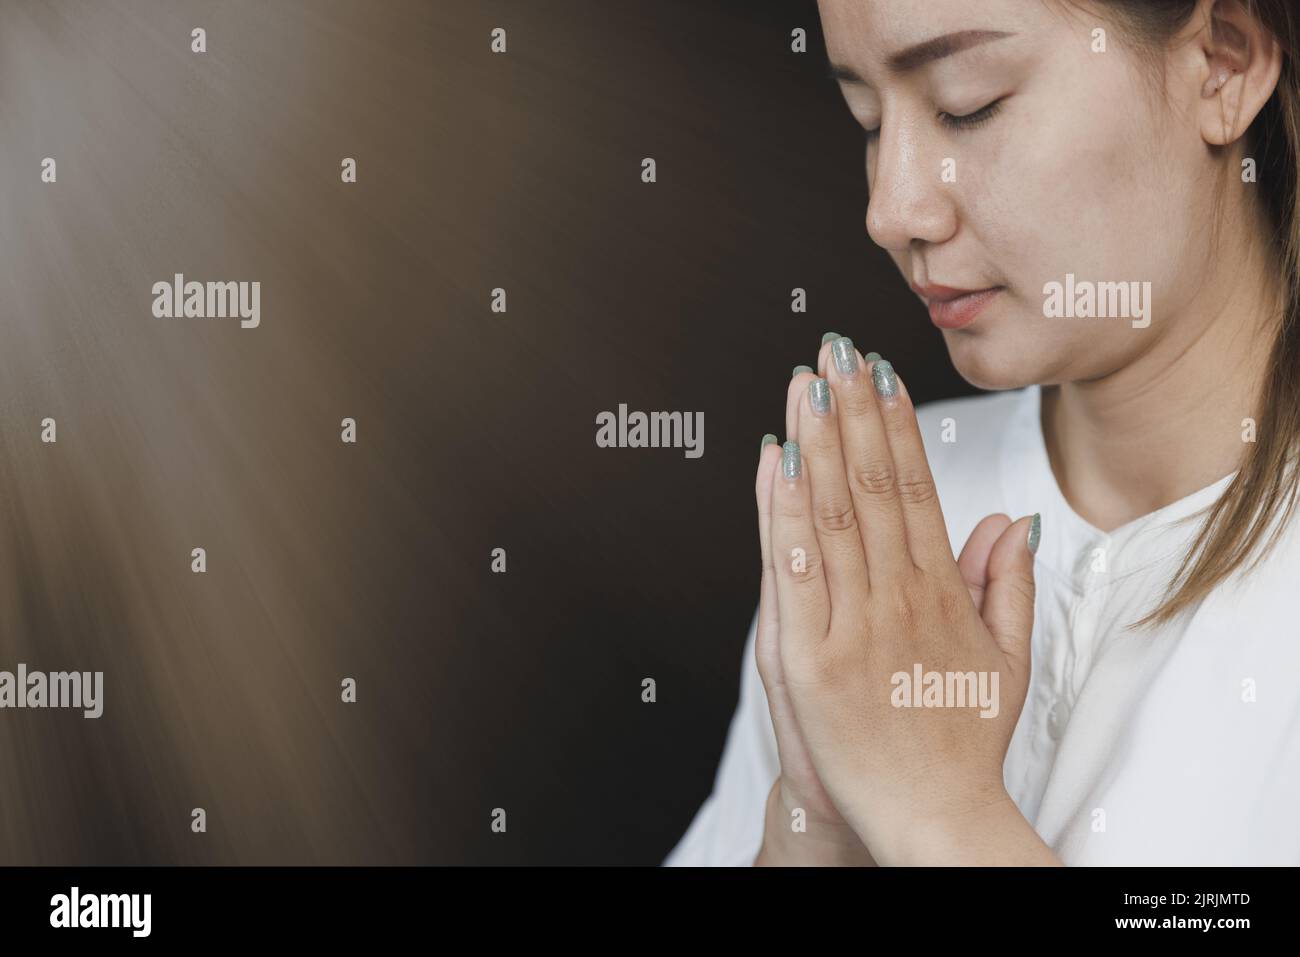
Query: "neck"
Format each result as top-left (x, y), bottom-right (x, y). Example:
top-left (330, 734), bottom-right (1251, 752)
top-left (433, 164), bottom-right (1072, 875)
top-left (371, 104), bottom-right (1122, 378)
top-left (1040, 228), bottom-right (1283, 533)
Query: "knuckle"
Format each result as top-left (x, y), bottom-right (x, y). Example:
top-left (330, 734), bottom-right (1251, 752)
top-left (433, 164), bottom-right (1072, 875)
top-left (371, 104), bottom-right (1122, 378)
top-left (774, 494), bottom-right (805, 521)
top-left (851, 459), bottom-right (898, 500)
top-left (934, 581), bottom-right (968, 620)
top-left (785, 639), bottom-right (846, 689)
top-left (889, 587), bottom-right (921, 627)
top-left (1005, 575), bottom-right (1038, 611)
top-left (787, 545), bottom-right (824, 582)
top-left (809, 647), bottom-right (847, 687)
top-left (838, 381), bottom-right (876, 418)
top-left (895, 470), bottom-right (937, 506)
top-left (814, 497), bottom-right (858, 535)
top-left (882, 396), bottom-right (917, 435)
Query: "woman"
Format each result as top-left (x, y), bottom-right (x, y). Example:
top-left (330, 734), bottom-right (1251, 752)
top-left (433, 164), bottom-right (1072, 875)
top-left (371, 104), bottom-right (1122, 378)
top-left (668, 0), bottom-right (1300, 865)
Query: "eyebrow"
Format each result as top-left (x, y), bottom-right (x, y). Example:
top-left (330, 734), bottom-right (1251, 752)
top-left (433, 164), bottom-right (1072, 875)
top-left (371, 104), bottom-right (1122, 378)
top-left (826, 29), bottom-right (1016, 84)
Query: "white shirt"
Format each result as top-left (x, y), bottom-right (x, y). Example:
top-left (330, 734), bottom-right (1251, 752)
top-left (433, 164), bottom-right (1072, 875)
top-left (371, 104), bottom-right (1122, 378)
top-left (666, 384), bottom-right (1300, 865)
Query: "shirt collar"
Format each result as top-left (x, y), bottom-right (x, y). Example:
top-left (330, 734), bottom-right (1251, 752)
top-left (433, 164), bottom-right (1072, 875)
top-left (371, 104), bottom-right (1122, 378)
top-left (999, 384), bottom-right (1238, 590)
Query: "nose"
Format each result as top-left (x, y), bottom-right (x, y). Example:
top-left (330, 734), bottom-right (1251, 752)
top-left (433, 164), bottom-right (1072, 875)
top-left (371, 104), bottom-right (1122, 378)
top-left (864, 119), bottom-right (958, 253)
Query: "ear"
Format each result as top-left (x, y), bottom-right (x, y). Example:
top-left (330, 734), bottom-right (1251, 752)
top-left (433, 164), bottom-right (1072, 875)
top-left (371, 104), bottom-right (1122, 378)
top-left (1196, 0), bottom-right (1283, 147)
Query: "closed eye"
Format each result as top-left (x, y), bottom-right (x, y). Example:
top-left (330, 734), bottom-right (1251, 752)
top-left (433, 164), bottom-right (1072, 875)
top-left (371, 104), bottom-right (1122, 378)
top-left (937, 96), bottom-right (1006, 131)
top-left (864, 96), bottom-right (1007, 141)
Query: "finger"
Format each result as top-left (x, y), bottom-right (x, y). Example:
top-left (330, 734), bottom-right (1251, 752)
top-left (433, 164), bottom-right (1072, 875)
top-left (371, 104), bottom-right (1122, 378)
top-left (869, 361), bottom-right (964, 582)
top-left (755, 434), bottom-right (784, 684)
top-left (817, 333), bottom-right (881, 379)
top-left (786, 331), bottom-right (838, 440)
top-left (982, 513), bottom-right (1040, 673)
top-left (823, 337), bottom-right (910, 588)
top-left (769, 439), bottom-right (831, 661)
top-left (956, 513), bottom-right (1012, 613)
top-left (815, 332), bottom-right (839, 378)
top-left (796, 374), bottom-right (871, 619)
top-left (786, 366), bottom-right (817, 444)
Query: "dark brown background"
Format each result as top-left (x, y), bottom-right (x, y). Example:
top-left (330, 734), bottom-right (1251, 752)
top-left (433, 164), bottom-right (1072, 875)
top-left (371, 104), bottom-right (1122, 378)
top-left (0, 0), bottom-right (971, 864)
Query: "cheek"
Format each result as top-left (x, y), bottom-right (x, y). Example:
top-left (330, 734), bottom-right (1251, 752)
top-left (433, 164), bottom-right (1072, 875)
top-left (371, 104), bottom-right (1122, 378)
top-left (958, 76), bottom-right (1204, 366)
top-left (945, 118), bottom-right (1163, 386)
top-left (971, 108), bottom-right (1156, 298)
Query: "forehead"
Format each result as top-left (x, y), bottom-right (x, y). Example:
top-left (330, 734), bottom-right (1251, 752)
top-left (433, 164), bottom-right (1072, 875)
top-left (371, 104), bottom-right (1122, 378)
top-left (817, 0), bottom-right (1050, 78)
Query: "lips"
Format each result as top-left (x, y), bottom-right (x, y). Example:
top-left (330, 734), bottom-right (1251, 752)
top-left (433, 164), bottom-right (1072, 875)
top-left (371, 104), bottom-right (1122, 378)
top-left (910, 282), bottom-right (1003, 330)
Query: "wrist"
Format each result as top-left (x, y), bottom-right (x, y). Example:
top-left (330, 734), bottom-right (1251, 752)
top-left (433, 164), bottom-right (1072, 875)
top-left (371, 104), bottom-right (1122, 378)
top-left (754, 778), bottom-right (874, 866)
top-left (867, 788), bottom-right (1058, 866)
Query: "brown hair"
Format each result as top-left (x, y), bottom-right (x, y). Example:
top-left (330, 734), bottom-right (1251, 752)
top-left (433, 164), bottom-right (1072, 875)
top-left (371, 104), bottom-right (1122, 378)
top-left (1074, 1), bottom-right (1300, 628)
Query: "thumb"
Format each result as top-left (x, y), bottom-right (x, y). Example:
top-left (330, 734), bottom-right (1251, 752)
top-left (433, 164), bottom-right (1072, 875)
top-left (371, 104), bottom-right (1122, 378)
top-left (956, 513), bottom-right (1012, 613)
top-left (981, 512), bottom-right (1040, 669)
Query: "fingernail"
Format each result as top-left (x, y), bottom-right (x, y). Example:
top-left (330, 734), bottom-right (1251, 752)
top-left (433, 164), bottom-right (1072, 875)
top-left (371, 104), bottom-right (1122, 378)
top-left (821, 332), bottom-right (840, 345)
top-left (782, 440), bottom-right (801, 479)
top-left (832, 337), bottom-right (858, 376)
top-left (792, 364), bottom-right (813, 377)
top-left (864, 351), bottom-right (882, 362)
top-left (808, 377), bottom-right (830, 416)
top-left (761, 433), bottom-right (778, 455)
top-left (871, 359), bottom-right (897, 397)
top-left (1028, 513), bottom-right (1041, 554)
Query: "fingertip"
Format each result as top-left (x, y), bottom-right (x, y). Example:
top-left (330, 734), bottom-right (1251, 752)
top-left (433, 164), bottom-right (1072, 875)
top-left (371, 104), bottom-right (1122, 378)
top-left (869, 357), bottom-right (900, 402)
top-left (780, 439), bottom-right (802, 482)
top-left (985, 513), bottom-right (1038, 575)
top-left (756, 438), bottom-right (779, 507)
top-left (805, 375), bottom-right (832, 420)
top-left (1004, 513), bottom-right (1041, 573)
top-left (816, 339), bottom-right (834, 377)
top-left (788, 366), bottom-right (817, 395)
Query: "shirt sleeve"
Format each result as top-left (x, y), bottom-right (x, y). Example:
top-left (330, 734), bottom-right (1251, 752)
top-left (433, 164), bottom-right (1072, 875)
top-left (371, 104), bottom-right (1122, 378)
top-left (662, 605), bottom-right (781, 866)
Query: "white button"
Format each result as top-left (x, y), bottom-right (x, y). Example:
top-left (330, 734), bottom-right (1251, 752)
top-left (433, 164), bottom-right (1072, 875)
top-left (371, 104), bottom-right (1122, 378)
top-left (1047, 700), bottom-right (1069, 741)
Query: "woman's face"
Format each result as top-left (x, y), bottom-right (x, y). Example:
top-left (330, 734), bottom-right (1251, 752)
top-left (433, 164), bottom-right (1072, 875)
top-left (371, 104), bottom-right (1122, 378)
top-left (819, 0), bottom-right (1219, 390)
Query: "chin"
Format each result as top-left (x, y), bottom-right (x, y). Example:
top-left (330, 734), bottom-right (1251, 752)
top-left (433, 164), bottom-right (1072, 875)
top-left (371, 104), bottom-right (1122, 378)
top-left (943, 331), bottom-right (1043, 392)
